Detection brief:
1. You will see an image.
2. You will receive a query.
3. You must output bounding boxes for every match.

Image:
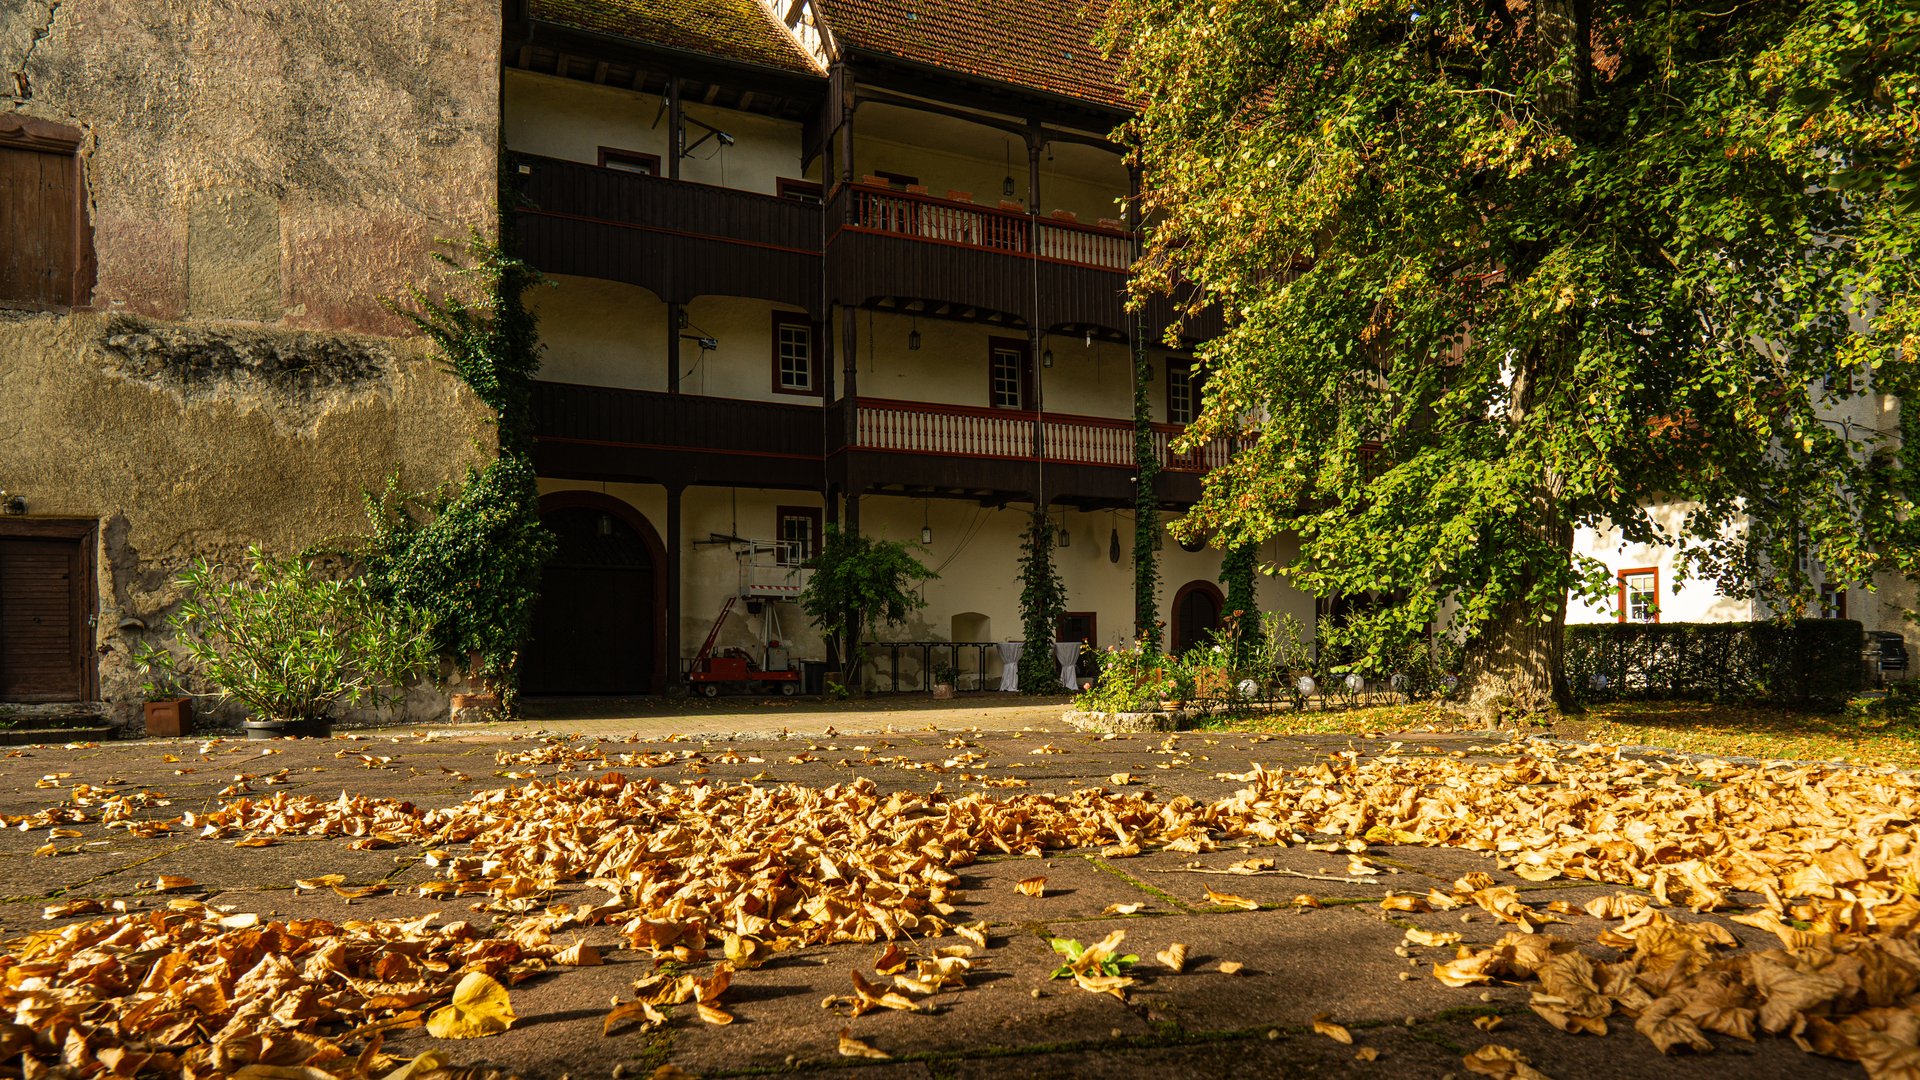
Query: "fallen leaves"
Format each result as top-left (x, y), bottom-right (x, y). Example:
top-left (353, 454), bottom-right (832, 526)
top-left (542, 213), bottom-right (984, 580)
top-left (425, 972), bottom-right (516, 1039)
top-left (1462, 1044), bottom-right (1553, 1079)
top-left (838, 1028), bottom-right (890, 1059)
top-left (1203, 886), bottom-right (1260, 910)
top-left (1156, 943), bottom-right (1189, 973)
top-left (1015, 876), bottom-right (1047, 897)
top-left (1311, 1013), bottom-right (1353, 1044)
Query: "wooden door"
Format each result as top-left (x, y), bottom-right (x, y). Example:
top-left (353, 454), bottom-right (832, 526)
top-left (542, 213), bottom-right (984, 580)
top-left (521, 507), bottom-right (656, 695)
top-left (1172, 581), bottom-right (1222, 656)
top-left (0, 534), bottom-right (90, 702)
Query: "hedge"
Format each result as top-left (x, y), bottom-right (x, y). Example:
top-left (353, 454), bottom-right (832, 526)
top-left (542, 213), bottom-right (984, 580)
top-left (1565, 619), bottom-right (1863, 711)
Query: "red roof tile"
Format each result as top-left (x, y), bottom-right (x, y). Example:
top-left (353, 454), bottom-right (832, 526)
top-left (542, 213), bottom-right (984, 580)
top-left (532, 0), bottom-right (822, 76)
top-left (818, 0), bottom-right (1128, 108)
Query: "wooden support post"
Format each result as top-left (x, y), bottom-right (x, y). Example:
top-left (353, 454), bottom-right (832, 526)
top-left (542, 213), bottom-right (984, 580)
top-left (665, 484), bottom-right (683, 693)
top-left (666, 76), bottom-right (682, 180)
top-left (666, 301), bottom-right (682, 394)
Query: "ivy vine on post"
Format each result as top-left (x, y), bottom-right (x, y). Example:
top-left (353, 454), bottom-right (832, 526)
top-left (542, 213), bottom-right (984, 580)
top-left (1131, 321), bottom-right (1162, 650)
top-left (359, 233), bottom-right (556, 711)
top-left (1219, 541), bottom-right (1261, 668)
top-left (1019, 511), bottom-right (1068, 694)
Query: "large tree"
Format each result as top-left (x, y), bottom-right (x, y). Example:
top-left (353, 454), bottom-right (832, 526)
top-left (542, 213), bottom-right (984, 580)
top-left (1107, 0), bottom-right (1919, 715)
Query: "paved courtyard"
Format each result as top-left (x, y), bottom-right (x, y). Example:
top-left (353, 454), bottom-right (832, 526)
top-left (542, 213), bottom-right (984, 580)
top-left (0, 702), bottom-right (1898, 1079)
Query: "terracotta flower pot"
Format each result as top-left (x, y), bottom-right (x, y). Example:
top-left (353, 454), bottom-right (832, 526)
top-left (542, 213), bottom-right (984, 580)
top-left (144, 697), bottom-right (190, 738)
top-left (932, 684), bottom-right (955, 700)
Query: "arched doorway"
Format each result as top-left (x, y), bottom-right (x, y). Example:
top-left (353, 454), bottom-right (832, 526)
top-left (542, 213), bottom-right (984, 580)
top-left (522, 493), bottom-right (665, 695)
top-left (1172, 580), bottom-right (1224, 655)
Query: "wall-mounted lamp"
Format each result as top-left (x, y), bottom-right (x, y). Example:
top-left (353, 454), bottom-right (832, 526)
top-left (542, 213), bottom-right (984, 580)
top-left (1085, 329), bottom-right (1093, 348)
top-left (1003, 139), bottom-right (1016, 199)
top-left (1042, 348), bottom-right (1054, 368)
top-left (908, 316), bottom-right (921, 351)
top-left (1056, 513), bottom-right (1070, 547)
top-left (920, 500), bottom-right (933, 545)
top-left (1109, 527), bottom-right (1121, 564)
top-left (598, 514), bottom-right (614, 537)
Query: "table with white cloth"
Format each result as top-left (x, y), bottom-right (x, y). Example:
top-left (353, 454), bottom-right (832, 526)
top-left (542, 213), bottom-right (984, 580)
top-left (997, 641), bottom-right (1023, 691)
top-left (1054, 641), bottom-right (1081, 691)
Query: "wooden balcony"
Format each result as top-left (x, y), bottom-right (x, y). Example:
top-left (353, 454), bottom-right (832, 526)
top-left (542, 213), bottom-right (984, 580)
top-left (529, 381), bottom-right (824, 490)
top-left (831, 396), bottom-right (1225, 505)
top-left (510, 154), bottom-right (822, 313)
top-left (826, 184), bottom-right (1143, 332)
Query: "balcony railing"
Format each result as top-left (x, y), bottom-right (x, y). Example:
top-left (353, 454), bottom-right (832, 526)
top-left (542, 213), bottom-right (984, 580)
top-left (840, 184), bottom-right (1135, 273)
top-left (848, 397), bottom-right (1228, 473)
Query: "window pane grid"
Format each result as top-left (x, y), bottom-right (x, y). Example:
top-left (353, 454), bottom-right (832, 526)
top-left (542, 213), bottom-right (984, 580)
top-left (991, 349), bottom-right (1023, 408)
top-left (777, 324), bottom-right (812, 391)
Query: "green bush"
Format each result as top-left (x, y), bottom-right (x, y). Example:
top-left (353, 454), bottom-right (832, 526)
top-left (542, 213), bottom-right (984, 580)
top-left (133, 549), bottom-right (436, 724)
top-left (1566, 619), bottom-right (1863, 711)
top-left (1074, 641), bottom-right (1193, 713)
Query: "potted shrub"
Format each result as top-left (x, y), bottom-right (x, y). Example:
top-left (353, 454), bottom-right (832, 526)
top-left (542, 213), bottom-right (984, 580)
top-left (133, 549), bottom-right (434, 739)
top-left (931, 662), bottom-right (959, 700)
top-left (136, 667), bottom-right (192, 738)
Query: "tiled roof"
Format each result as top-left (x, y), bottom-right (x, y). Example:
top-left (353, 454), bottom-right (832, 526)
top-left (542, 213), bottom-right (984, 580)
top-left (817, 0), bottom-right (1128, 109)
top-left (531, 0), bottom-right (822, 76)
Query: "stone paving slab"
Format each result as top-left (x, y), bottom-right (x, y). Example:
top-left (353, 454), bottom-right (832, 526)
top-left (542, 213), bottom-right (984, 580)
top-left (0, 712), bottom-right (1887, 1079)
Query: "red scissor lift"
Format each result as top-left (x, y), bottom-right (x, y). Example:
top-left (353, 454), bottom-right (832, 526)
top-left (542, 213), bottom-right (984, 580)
top-left (684, 538), bottom-right (807, 696)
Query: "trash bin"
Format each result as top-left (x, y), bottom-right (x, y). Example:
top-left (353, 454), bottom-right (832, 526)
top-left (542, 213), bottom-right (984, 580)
top-left (799, 660), bottom-right (828, 696)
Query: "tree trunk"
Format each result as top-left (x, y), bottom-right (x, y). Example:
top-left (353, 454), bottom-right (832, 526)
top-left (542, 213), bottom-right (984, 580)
top-left (1458, 517), bottom-right (1575, 725)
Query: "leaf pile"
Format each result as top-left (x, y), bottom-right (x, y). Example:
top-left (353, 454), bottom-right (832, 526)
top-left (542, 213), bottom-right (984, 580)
top-left (7, 741), bottom-right (1919, 1075)
top-left (1, 901), bottom-right (566, 1077)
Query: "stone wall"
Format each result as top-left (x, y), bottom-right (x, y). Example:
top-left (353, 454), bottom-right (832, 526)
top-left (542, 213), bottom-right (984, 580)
top-left (1, 0), bottom-right (501, 729)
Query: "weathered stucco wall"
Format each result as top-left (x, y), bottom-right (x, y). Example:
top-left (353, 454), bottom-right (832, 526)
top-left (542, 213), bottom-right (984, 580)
top-left (2, 0), bottom-right (501, 728)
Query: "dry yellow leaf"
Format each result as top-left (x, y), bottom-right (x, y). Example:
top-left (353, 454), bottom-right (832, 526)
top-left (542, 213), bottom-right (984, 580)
top-left (1355, 1046), bottom-right (1380, 1062)
top-left (696, 1002), bottom-right (734, 1026)
top-left (1293, 894), bottom-right (1323, 908)
top-left (1474, 1015), bottom-right (1505, 1032)
top-left (1312, 1013), bottom-right (1353, 1044)
top-left (838, 1028), bottom-right (891, 1059)
top-left (1102, 902), bottom-right (1144, 916)
top-left (150, 876), bottom-right (196, 892)
top-left (1156, 943), bottom-right (1188, 973)
top-left (554, 941), bottom-right (603, 966)
top-left (1016, 876), bottom-right (1047, 897)
top-left (1218, 960), bottom-right (1244, 975)
top-left (425, 971), bottom-right (515, 1039)
top-left (1404, 928), bottom-right (1463, 948)
top-left (1461, 1043), bottom-right (1552, 1079)
top-left (1204, 886), bottom-right (1260, 910)
top-left (294, 874), bottom-right (345, 891)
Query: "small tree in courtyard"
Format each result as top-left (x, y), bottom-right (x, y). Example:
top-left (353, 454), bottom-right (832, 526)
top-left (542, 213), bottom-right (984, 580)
top-left (799, 526), bottom-right (937, 693)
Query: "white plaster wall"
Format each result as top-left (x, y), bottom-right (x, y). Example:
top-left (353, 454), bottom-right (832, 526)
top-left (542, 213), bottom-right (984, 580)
top-left (851, 102), bottom-right (1129, 225)
top-left (504, 70), bottom-right (817, 195)
top-left (845, 308), bottom-right (1158, 421)
top-left (528, 275), bottom-right (669, 390)
top-left (1568, 504), bottom-right (1757, 625)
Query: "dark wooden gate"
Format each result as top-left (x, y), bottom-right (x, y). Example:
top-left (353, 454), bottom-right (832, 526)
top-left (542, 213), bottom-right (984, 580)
top-left (0, 523), bottom-right (94, 703)
top-left (521, 507), bottom-right (656, 695)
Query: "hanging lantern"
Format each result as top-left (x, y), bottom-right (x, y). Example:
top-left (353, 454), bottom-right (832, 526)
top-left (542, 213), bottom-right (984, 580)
top-left (1109, 527), bottom-right (1121, 564)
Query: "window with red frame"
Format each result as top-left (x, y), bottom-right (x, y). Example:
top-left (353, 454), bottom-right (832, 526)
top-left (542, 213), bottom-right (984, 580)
top-left (1618, 568), bottom-right (1659, 623)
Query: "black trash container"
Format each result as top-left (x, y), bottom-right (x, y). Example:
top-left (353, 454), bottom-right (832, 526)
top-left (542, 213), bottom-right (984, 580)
top-left (799, 660), bottom-right (828, 696)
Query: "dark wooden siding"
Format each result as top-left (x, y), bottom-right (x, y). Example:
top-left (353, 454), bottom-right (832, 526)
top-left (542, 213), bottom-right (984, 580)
top-left (511, 155), bottom-right (822, 313)
top-left (0, 534), bottom-right (89, 703)
top-left (531, 381), bottom-right (825, 489)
